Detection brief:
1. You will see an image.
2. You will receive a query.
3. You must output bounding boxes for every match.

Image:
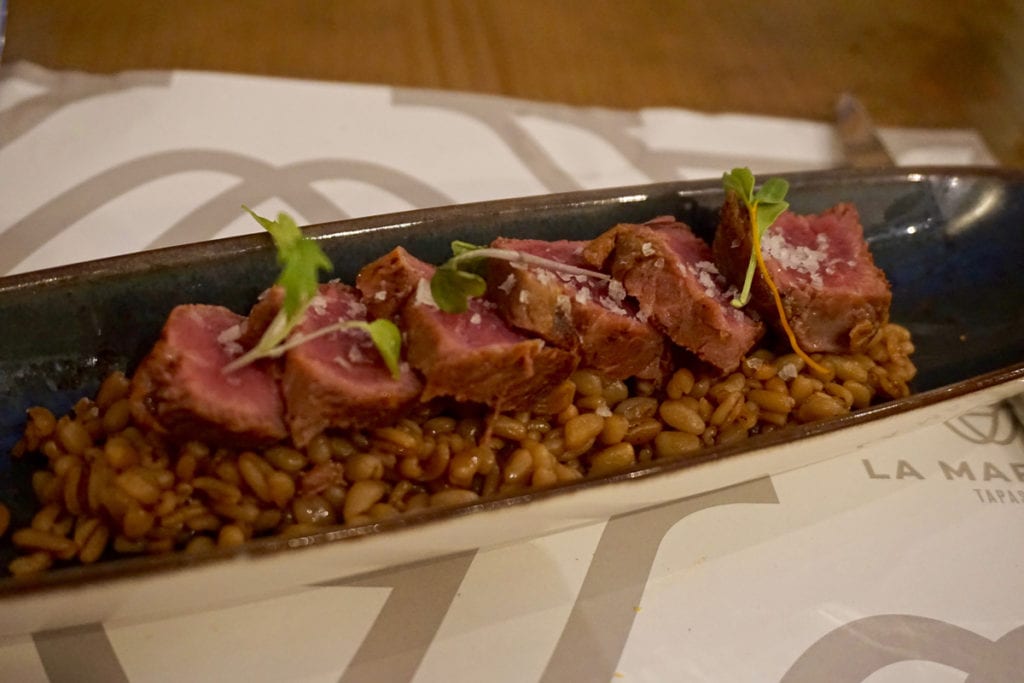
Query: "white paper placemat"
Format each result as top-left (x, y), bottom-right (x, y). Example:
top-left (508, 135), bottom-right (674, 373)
top-left (0, 62), bottom-right (996, 276)
top-left (0, 63), bottom-right (1020, 683)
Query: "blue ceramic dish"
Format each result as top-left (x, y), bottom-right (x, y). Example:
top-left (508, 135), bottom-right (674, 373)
top-left (1, 166), bottom-right (1022, 595)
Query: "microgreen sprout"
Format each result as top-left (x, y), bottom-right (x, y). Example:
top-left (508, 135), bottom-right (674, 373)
top-left (429, 240), bottom-right (611, 313)
top-left (230, 317), bottom-right (403, 379)
top-left (723, 168), bottom-right (790, 309)
top-left (223, 208), bottom-right (402, 378)
top-left (722, 168), bottom-right (826, 374)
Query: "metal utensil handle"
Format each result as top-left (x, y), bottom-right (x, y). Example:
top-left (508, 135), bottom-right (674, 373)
top-left (835, 92), bottom-right (895, 168)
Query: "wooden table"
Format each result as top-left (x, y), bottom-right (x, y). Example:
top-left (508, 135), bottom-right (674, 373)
top-left (5, 0), bottom-right (1023, 166)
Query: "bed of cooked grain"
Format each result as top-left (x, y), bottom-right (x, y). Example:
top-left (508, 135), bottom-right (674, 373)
top-left (2, 323), bottom-right (916, 576)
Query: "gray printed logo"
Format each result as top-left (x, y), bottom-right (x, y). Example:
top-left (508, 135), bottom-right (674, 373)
top-left (781, 615), bottom-right (1024, 683)
top-left (326, 476), bottom-right (780, 683)
top-left (946, 404), bottom-right (1022, 446)
top-left (540, 476), bottom-right (779, 682)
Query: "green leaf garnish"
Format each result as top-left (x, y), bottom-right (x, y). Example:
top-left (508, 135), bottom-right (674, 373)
top-left (224, 207), bottom-right (333, 372)
top-left (354, 319), bottom-right (403, 379)
top-left (223, 208), bottom-right (403, 378)
top-left (753, 177), bottom-right (789, 204)
top-left (244, 207), bottom-right (332, 319)
top-left (723, 168), bottom-right (789, 308)
top-left (427, 240), bottom-right (611, 313)
top-left (753, 200), bottom-right (790, 235)
top-left (430, 265), bottom-right (488, 313)
top-left (722, 166), bottom-right (754, 202)
top-left (451, 240), bottom-right (486, 257)
top-left (722, 168), bottom-right (826, 375)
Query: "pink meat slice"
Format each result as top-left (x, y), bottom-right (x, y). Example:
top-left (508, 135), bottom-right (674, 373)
top-left (129, 304), bottom-right (287, 447)
top-left (712, 195), bottom-right (891, 353)
top-left (399, 265), bottom-right (577, 411)
top-left (487, 237), bottom-right (666, 380)
top-left (237, 285), bottom-right (282, 348)
top-left (583, 217), bottom-right (764, 372)
top-left (356, 246), bottom-right (436, 319)
top-left (281, 282), bottom-right (422, 447)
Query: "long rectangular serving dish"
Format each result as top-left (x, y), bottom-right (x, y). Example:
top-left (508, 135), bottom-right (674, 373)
top-left (1, 167), bottom-right (1022, 635)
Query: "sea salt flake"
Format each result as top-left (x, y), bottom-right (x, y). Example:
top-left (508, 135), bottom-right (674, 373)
top-left (221, 342), bottom-right (243, 357)
top-left (599, 297), bottom-right (627, 315)
top-left (374, 289), bottom-right (388, 301)
top-left (695, 260), bottom-right (720, 275)
top-left (499, 274), bottom-right (517, 294)
top-left (414, 278), bottom-right (439, 308)
top-left (218, 324), bottom-right (242, 344)
top-left (348, 345), bottom-right (367, 364)
top-left (696, 269), bottom-right (720, 298)
top-left (574, 287), bottom-right (592, 305)
top-left (310, 294), bottom-right (328, 315)
top-left (470, 313), bottom-right (482, 325)
top-left (762, 231), bottom-right (828, 288)
top-left (535, 269), bottom-right (554, 285)
top-left (595, 405), bottom-right (613, 417)
top-left (641, 242), bottom-right (656, 257)
top-left (346, 299), bottom-right (367, 319)
top-left (217, 324), bottom-right (244, 356)
top-left (608, 279), bottom-right (627, 303)
top-left (778, 364), bottom-right (798, 381)
top-left (519, 290), bottom-right (531, 304)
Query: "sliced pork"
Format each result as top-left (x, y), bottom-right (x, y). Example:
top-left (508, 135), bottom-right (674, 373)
top-left (487, 237), bottom-right (665, 380)
top-left (712, 195), bottom-right (891, 353)
top-left (583, 217), bottom-right (763, 372)
top-left (281, 282), bottom-right (422, 447)
top-left (130, 304), bottom-right (288, 447)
